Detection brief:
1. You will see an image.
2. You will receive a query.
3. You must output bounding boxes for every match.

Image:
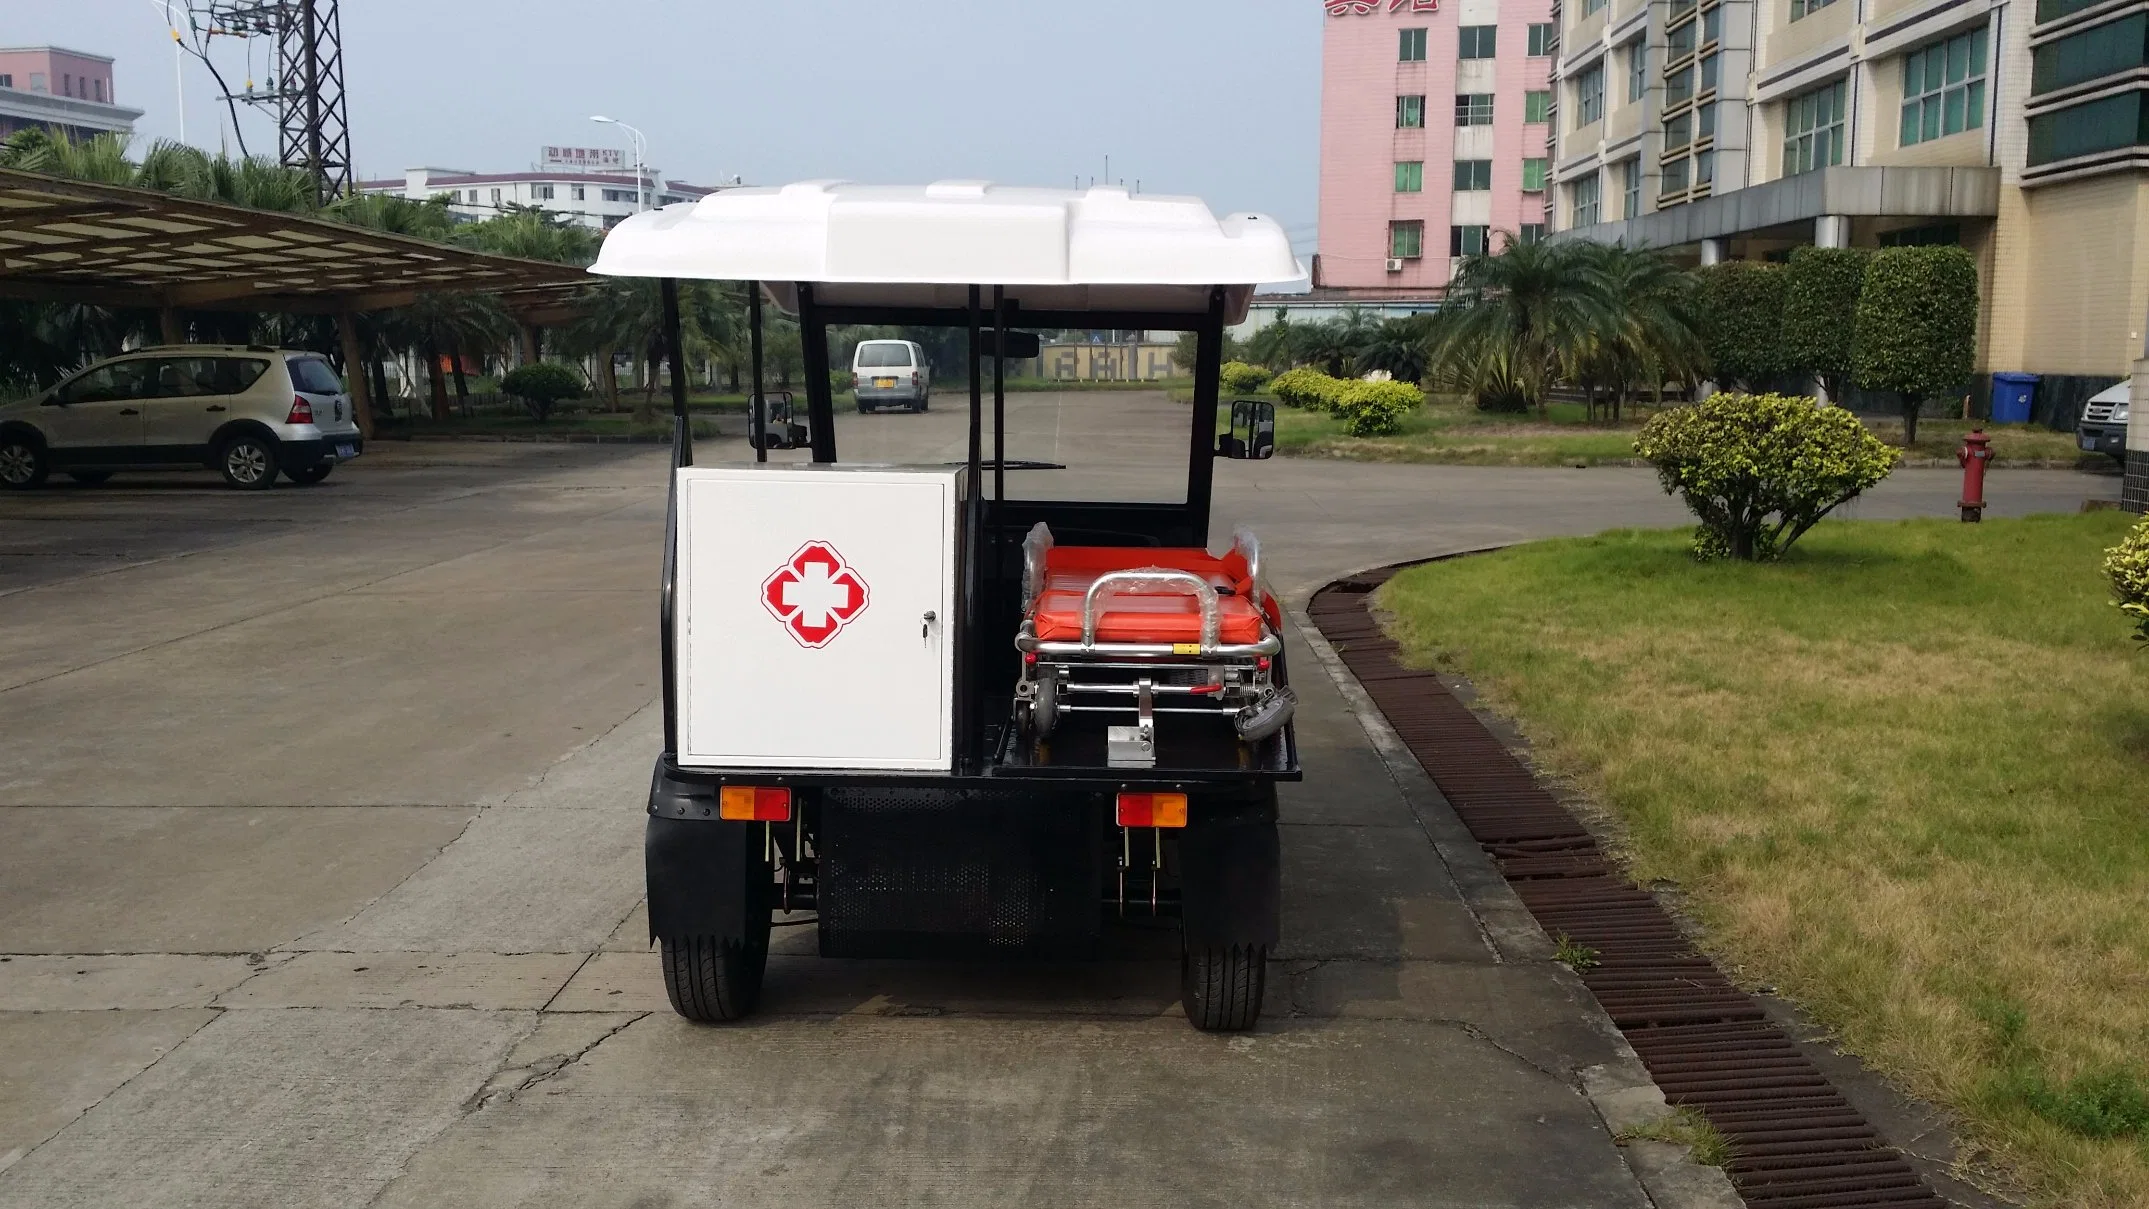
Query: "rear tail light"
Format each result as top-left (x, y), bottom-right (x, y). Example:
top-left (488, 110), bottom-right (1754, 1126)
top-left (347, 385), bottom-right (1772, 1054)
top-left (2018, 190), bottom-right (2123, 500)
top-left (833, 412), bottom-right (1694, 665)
top-left (912, 371), bottom-right (922, 386)
top-left (719, 785), bottom-right (792, 822)
top-left (1116, 792), bottom-right (1187, 828)
top-left (285, 396), bottom-right (313, 424)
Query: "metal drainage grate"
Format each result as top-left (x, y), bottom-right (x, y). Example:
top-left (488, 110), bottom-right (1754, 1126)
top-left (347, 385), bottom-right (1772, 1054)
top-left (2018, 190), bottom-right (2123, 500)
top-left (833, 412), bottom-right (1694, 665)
top-left (1308, 572), bottom-right (1947, 1209)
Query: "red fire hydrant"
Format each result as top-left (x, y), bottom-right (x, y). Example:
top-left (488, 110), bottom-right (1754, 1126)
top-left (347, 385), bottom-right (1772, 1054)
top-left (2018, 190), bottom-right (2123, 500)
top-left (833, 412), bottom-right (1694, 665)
top-left (1957, 428), bottom-right (1993, 522)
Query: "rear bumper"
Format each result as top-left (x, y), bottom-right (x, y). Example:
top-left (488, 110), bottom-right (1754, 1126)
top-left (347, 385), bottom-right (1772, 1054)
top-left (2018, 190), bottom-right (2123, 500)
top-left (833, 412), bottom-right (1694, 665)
top-left (280, 434), bottom-right (363, 469)
top-left (857, 386), bottom-right (924, 403)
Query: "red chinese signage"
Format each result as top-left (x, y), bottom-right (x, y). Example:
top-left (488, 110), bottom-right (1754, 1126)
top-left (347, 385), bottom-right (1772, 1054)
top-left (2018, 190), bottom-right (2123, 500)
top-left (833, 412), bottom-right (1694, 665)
top-left (1325, 0), bottom-right (1440, 13)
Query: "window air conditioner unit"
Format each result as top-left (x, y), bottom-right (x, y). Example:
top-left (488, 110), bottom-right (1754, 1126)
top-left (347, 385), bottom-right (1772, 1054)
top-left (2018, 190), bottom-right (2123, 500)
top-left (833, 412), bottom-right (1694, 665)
top-left (1385, 258), bottom-right (1405, 272)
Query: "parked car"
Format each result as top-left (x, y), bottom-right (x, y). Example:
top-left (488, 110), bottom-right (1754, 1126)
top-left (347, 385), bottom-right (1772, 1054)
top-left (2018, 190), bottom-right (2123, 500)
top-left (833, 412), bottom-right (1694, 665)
top-left (0, 346), bottom-right (364, 490)
top-left (2078, 380), bottom-right (2131, 464)
top-left (851, 339), bottom-right (931, 413)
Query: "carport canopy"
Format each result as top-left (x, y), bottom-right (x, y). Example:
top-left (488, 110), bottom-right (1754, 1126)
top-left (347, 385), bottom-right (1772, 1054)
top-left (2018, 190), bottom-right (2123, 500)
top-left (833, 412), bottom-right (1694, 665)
top-left (0, 166), bottom-right (594, 435)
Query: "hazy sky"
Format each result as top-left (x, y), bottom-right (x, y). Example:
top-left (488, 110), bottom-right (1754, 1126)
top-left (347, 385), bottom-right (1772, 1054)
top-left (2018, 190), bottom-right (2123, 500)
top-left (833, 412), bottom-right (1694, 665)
top-left (19, 1), bottom-right (1324, 256)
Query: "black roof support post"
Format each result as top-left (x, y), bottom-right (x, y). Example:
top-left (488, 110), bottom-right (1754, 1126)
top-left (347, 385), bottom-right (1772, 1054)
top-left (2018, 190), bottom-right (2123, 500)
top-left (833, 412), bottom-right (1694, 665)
top-left (661, 277), bottom-right (692, 456)
top-left (799, 282), bottom-right (837, 463)
top-left (658, 276), bottom-right (688, 757)
top-left (963, 284), bottom-right (985, 774)
top-left (1185, 286), bottom-right (1227, 545)
top-left (748, 281), bottom-right (767, 463)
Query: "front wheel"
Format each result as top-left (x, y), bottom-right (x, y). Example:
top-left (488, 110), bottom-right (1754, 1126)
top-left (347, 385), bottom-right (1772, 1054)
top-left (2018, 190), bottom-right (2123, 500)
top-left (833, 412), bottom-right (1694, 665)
top-left (218, 433), bottom-right (279, 490)
top-left (1181, 943), bottom-right (1267, 1031)
top-left (0, 436), bottom-right (49, 490)
top-left (660, 931), bottom-right (771, 1022)
top-left (287, 462), bottom-right (333, 485)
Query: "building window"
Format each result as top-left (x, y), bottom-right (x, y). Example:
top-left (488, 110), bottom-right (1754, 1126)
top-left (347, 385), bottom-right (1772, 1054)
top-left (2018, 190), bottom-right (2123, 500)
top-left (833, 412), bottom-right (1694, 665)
top-left (1667, 66), bottom-right (1695, 104)
top-left (1791, 0), bottom-right (1838, 19)
top-left (1391, 220), bottom-right (1426, 258)
top-left (465, 190), bottom-right (478, 203)
top-left (2034, 13), bottom-right (2148, 94)
top-left (1877, 222), bottom-right (1961, 246)
top-left (490, 188), bottom-right (503, 204)
top-left (1697, 149), bottom-right (1717, 186)
top-left (602, 188), bottom-right (638, 203)
top-left (2027, 90), bottom-right (2149, 165)
top-left (0, 74), bottom-right (12, 88)
top-left (1456, 93), bottom-right (1495, 125)
top-left (572, 184), bottom-right (585, 201)
top-left (1703, 6), bottom-right (1723, 44)
top-left (1576, 63), bottom-right (1606, 125)
top-left (1523, 158), bottom-right (1549, 191)
top-left (29, 73), bottom-right (46, 92)
top-left (1450, 224), bottom-right (1491, 256)
top-left (1570, 173), bottom-right (1602, 225)
top-left (1700, 53), bottom-right (1721, 92)
top-left (1453, 160), bottom-right (1493, 190)
top-left (1700, 102), bottom-right (1718, 139)
top-left (1398, 94), bottom-right (1427, 128)
top-left (1529, 24), bottom-right (1557, 56)
top-left (1584, 0), bottom-right (1608, 14)
top-left (1526, 90), bottom-right (1552, 122)
top-left (535, 184), bottom-right (555, 200)
top-left (1520, 223), bottom-right (1548, 244)
top-left (1670, 21), bottom-right (1697, 60)
top-left (1401, 27), bottom-right (1429, 61)
top-left (1459, 26), bottom-right (1498, 58)
top-left (1628, 41), bottom-right (1648, 102)
top-left (1901, 27), bottom-right (1988, 145)
top-left (1666, 111), bottom-right (1693, 149)
top-left (1663, 155), bottom-right (1692, 195)
top-left (95, 79), bottom-right (106, 102)
top-left (1784, 79), bottom-right (1847, 174)
top-left (1623, 158), bottom-right (1644, 216)
top-left (1396, 161), bottom-right (1425, 192)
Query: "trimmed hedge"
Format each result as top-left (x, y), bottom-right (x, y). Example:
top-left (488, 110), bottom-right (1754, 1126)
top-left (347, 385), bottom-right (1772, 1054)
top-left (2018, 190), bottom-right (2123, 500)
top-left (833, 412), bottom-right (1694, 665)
top-left (1635, 391), bottom-right (1900, 561)
top-left (1334, 379), bottom-right (1425, 436)
top-left (499, 362), bottom-right (586, 422)
top-left (1220, 361), bottom-right (1273, 394)
top-left (1270, 367), bottom-right (1340, 412)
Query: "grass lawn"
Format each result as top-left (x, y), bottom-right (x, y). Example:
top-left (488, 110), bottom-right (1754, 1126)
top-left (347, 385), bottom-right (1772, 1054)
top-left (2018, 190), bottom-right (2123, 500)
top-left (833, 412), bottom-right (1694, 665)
top-left (1271, 396), bottom-right (2096, 469)
top-left (1377, 514), bottom-right (2149, 1207)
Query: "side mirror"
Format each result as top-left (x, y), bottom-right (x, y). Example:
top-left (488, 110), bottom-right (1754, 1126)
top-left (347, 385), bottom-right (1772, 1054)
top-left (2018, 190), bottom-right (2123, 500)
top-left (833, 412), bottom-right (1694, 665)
top-left (1219, 399), bottom-right (1276, 461)
top-left (751, 391), bottom-right (804, 451)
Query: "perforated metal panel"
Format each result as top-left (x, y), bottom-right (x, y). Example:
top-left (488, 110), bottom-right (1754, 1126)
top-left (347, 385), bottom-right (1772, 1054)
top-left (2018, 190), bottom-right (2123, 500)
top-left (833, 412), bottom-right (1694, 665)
top-left (818, 788), bottom-right (1103, 958)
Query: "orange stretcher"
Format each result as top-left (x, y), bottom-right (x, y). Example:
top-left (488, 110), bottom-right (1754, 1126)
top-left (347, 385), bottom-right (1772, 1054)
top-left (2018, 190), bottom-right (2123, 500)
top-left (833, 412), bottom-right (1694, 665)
top-left (1014, 524), bottom-right (1295, 766)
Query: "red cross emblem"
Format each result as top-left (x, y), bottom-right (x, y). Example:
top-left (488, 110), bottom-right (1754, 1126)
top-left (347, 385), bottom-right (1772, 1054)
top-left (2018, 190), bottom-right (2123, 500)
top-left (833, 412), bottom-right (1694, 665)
top-left (761, 541), bottom-right (870, 648)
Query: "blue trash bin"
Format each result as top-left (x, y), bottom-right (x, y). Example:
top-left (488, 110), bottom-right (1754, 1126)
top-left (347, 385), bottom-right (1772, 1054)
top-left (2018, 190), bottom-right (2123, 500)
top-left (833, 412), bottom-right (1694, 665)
top-left (1991, 372), bottom-right (2039, 424)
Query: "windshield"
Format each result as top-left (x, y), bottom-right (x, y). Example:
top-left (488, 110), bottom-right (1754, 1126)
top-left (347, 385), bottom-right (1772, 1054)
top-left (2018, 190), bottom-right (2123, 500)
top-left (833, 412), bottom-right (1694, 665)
top-left (855, 343), bottom-right (913, 368)
top-left (288, 357), bottom-right (344, 395)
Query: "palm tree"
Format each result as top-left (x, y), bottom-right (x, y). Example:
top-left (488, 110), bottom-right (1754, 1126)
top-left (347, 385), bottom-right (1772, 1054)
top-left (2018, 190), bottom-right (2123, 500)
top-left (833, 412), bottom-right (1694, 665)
top-left (1355, 314), bottom-right (1438, 383)
top-left (1243, 307), bottom-right (1294, 369)
top-left (1576, 243), bottom-right (1709, 421)
top-left (1427, 237), bottom-right (1608, 414)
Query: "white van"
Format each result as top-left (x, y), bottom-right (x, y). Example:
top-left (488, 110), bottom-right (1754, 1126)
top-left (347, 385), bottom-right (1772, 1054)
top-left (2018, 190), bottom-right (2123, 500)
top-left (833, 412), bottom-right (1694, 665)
top-left (851, 340), bottom-right (931, 413)
top-left (2078, 380), bottom-right (2131, 464)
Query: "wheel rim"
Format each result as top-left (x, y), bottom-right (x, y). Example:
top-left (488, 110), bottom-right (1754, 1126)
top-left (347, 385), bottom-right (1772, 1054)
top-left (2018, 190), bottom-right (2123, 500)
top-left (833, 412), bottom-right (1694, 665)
top-left (226, 442), bottom-right (268, 483)
top-left (0, 444), bottom-right (35, 485)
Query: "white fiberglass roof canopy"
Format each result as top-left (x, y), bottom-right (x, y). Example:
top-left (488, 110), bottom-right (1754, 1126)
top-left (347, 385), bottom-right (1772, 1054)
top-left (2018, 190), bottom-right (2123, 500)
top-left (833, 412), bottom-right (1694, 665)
top-left (588, 180), bottom-right (1304, 323)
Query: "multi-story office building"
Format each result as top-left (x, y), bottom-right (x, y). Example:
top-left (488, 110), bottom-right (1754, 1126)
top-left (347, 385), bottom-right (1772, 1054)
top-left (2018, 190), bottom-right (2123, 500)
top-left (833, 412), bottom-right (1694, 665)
top-left (1547, 0), bottom-right (2149, 438)
top-left (0, 46), bottom-right (142, 142)
top-left (355, 151), bottom-right (725, 230)
top-left (1315, 0), bottom-right (1560, 297)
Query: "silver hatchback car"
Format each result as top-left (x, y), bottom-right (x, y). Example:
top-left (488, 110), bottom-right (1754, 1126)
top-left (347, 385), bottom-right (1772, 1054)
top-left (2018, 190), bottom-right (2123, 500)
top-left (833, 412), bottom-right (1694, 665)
top-left (0, 345), bottom-right (365, 490)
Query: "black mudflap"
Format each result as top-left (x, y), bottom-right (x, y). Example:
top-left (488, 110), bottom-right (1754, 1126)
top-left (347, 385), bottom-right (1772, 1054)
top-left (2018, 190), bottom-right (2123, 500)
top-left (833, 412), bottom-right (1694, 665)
top-left (818, 788), bottom-right (1104, 959)
top-left (1179, 790), bottom-right (1281, 950)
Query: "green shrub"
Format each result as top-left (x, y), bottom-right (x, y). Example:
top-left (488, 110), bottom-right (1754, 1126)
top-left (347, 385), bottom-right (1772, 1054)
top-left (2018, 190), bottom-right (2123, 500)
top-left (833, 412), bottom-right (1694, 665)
top-left (498, 362), bottom-right (585, 423)
top-left (1270, 367), bottom-right (1340, 412)
top-left (1851, 245), bottom-right (1978, 446)
top-left (1634, 391), bottom-right (1901, 561)
top-left (1695, 261), bottom-right (1787, 390)
top-left (1782, 246), bottom-right (1870, 401)
top-left (2104, 514), bottom-right (2149, 643)
top-left (1219, 361), bottom-right (1273, 394)
top-left (1333, 379), bottom-right (1424, 437)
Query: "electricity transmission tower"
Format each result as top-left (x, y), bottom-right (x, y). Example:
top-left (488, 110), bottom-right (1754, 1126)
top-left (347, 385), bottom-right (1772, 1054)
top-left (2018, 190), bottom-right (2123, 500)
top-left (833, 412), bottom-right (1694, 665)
top-left (188, 0), bottom-right (353, 203)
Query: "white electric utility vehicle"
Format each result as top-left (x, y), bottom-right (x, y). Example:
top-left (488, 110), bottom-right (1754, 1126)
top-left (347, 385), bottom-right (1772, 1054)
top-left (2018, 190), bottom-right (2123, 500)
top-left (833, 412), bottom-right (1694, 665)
top-left (594, 181), bottom-right (1302, 1030)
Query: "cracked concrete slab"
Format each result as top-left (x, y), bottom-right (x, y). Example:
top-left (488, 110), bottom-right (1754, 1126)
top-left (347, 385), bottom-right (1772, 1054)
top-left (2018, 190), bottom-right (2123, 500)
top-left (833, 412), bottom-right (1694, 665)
top-left (0, 954), bottom-right (261, 1011)
top-left (216, 952), bottom-right (588, 1010)
top-left (0, 1009), bottom-right (215, 1174)
top-left (1276, 822), bottom-right (1494, 962)
top-left (367, 1015), bottom-right (1649, 1209)
top-left (0, 1007), bottom-right (534, 1209)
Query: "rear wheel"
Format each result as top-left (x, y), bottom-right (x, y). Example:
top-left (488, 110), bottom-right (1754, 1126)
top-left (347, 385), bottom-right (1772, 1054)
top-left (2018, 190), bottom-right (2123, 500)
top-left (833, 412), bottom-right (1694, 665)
top-left (1181, 943), bottom-right (1267, 1031)
top-left (288, 462), bottom-right (333, 486)
top-left (218, 432), bottom-right (279, 490)
top-left (65, 470), bottom-right (112, 486)
top-left (0, 436), bottom-right (48, 490)
top-left (660, 927), bottom-right (771, 1022)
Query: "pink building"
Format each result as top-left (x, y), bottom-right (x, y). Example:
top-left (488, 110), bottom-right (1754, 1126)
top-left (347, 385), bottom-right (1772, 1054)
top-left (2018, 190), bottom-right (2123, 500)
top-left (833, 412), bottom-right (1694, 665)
top-left (1315, 0), bottom-right (1556, 296)
top-left (0, 46), bottom-right (139, 142)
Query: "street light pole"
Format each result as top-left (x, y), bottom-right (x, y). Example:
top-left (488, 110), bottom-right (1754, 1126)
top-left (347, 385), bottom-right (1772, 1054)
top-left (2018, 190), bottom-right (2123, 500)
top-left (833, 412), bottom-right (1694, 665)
top-left (591, 115), bottom-right (649, 212)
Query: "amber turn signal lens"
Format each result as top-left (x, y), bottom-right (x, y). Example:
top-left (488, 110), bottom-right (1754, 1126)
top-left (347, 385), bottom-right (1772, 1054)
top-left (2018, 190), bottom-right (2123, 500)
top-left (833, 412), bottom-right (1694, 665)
top-left (719, 785), bottom-right (792, 822)
top-left (1116, 792), bottom-right (1187, 828)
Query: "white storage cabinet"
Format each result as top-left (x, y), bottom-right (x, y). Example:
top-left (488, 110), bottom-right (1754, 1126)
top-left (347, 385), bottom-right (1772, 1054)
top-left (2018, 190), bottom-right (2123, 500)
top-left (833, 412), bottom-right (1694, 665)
top-left (674, 464), bottom-right (962, 771)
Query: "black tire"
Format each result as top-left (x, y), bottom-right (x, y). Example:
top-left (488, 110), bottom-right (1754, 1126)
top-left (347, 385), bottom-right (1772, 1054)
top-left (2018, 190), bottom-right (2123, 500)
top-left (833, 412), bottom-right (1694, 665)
top-left (660, 930), bottom-right (771, 1022)
top-left (66, 470), bottom-right (113, 486)
top-left (287, 462), bottom-right (333, 485)
top-left (218, 432), bottom-right (280, 490)
top-left (856, 403), bottom-right (870, 414)
top-left (1181, 943), bottom-right (1267, 1031)
top-left (0, 434), bottom-right (49, 490)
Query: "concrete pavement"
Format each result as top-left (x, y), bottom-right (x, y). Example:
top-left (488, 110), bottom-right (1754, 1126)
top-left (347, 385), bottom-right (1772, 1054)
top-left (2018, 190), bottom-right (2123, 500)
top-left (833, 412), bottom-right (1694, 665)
top-left (0, 394), bottom-right (2114, 1206)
